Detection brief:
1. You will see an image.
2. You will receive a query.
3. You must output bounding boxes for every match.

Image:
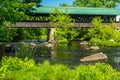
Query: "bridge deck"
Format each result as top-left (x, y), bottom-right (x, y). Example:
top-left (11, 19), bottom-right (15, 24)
top-left (10, 22), bottom-right (120, 28)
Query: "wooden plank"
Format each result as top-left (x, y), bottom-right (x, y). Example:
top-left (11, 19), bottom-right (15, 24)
top-left (10, 22), bottom-right (93, 28)
top-left (9, 22), bottom-right (120, 28)
top-left (10, 22), bottom-right (51, 28)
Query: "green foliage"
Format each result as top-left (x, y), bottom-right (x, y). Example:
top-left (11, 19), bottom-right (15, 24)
top-left (55, 28), bottom-right (80, 41)
top-left (0, 0), bottom-right (36, 23)
top-left (85, 17), bottom-right (114, 40)
top-left (113, 30), bottom-right (120, 42)
top-left (0, 22), bottom-right (18, 42)
top-left (0, 26), bottom-right (47, 42)
top-left (0, 57), bottom-right (35, 79)
top-left (50, 8), bottom-right (83, 41)
top-left (50, 8), bottom-right (75, 28)
top-left (90, 38), bottom-right (120, 47)
top-left (0, 0), bottom-right (42, 42)
top-left (13, 28), bottom-right (47, 41)
top-left (60, 3), bottom-right (71, 7)
top-left (73, 0), bottom-right (118, 8)
top-left (23, 0), bottom-right (41, 3)
top-left (57, 39), bottom-right (69, 44)
top-left (84, 17), bottom-right (120, 46)
top-left (73, 63), bottom-right (119, 80)
top-left (0, 57), bottom-right (120, 80)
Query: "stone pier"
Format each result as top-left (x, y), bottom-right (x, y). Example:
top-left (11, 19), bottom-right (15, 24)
top-left (47, 28), bottom-right (56, 43)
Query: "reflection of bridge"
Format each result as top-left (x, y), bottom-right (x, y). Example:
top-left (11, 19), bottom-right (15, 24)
top-left (10, 7), bottom-right (120, 28)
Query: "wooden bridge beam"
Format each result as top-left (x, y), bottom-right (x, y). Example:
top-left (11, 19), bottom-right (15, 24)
top-left (9, 22), bottom-right (94, 28)
top-left (9, 22), bottom-right (120, 28)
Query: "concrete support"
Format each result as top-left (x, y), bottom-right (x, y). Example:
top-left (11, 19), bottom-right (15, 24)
top-left (47, 28), bottom-right (56, 43)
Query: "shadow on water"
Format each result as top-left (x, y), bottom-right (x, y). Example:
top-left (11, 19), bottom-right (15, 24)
top-left (1, 41), bottom-right (120, 71)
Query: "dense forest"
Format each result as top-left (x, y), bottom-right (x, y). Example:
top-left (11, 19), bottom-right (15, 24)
top-left (73, 0), bottom-right (120, 7)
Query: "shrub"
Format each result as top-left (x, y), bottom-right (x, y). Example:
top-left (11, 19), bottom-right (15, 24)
top-left (0, 57), bottom-right (120, 80)
top-left (90, 38), bottom-right (120, 47)
top-left (58, 39), bottom-right (68, 44)
top-left (84, 17), bottom-right (120, 46)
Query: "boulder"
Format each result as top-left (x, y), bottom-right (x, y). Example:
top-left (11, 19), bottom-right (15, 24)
top-left (44, 42), bottom-right (54, 48)
top-left (80, 52), bottom-right (107, 62)
top-left (30, 42), bottom-right (36, 46)
top-left (88, 46), bottom-right (100, 50)
top-left (80, 41), bottom-right (89, 45)
top-left (5, 44), bottom-right (20, 53)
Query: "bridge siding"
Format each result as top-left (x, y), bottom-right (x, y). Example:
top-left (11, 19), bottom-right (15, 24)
top-left (10, 22), bottom-right (120, 28)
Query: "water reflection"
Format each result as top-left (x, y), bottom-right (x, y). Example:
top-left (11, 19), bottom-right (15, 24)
top-left (114, 56), bottom-right (120, 70)
top-left (1, 41), bottom-right (120, 71)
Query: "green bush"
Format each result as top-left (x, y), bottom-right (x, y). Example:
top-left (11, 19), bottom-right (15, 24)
top-left (84, 17), bottom-right (120, 47)
top-left (113, 30), bottom-right (120, 42)
top-left (90, 38), bottom-right (120, 47)
top-left (14, 28), bottom-right (47, 41)
top-left (0, 57), bottom-right (120, 80)
top-left (58, 39), bottom-right (68, 44)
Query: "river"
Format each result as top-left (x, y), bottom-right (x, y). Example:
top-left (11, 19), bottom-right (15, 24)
top-left (0, 41), bottom-right (120, 71)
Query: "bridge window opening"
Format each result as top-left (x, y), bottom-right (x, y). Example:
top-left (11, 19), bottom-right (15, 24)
top-left (23, 13), bottom-right (117, 23)
top-left (116, 15), bottom-right (120, 22)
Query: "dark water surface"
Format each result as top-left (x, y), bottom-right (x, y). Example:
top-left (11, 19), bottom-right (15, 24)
top-left (1, 41), bottom-right (120, 71)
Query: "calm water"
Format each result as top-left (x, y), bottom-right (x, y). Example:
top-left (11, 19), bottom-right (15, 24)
top-left (1, 41), bottom-right (120, 71)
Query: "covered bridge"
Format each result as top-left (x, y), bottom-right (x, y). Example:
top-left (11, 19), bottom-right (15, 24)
top-left (11, 7), bottom-right (120, 28)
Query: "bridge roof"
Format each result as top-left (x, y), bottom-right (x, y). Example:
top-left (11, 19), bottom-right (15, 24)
top-left (30, 7), bottom-right (120, 15)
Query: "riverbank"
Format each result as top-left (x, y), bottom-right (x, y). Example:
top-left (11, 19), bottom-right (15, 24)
top-left (0, 57), bottom-right (120, 80)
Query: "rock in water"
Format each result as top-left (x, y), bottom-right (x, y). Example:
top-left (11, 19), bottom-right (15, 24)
top-left (89, 46), bottom-right (100, 50)
top-left (80, 41), bottom-right (89, 45)
top-left (5, 44), bottom-right (20, 53)
top-left (80, 52), bottom-right (107, 62)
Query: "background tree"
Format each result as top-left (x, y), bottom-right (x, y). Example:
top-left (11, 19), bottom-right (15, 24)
top-left (0, 0), bottom-right (42, 42)
top-left (83, 17), bottom-right (120, 46)
top-left (60, 3), bottom-right (71, 7)
top-left (50, 8), bottom-right (74, 28)
top-left (0, 0), bottom-right (41, 23)
top-left (13, 28), bottom-right (47, 41)
top-left (73, 0), bottom-right (120, 8)
top-left (49, 8), bottom-right (77, 42)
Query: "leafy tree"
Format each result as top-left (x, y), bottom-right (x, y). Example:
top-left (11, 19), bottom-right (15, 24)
top-left (0, 23), bottom-right (18, 42)
top-left (84, 17), bottom-right (120, 46)
top-left (14, 28), bottom-right (47, 41)
top-left (73, 0), bottom-right (119, 8)
top-left (0, 0), bottom-right (42, 42)
top-left (60, 3), bottom-right (71, 7)
top-left (84, 17), bottom-right (114, 40)
top-left (0, 0), bottom-right (41, 23)
top-left (50, 8), bottom-right (74, 28)
top-left (49, 8), bottom-right (76, 42)
top-left (23, 0), bottom-right (41, 3)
